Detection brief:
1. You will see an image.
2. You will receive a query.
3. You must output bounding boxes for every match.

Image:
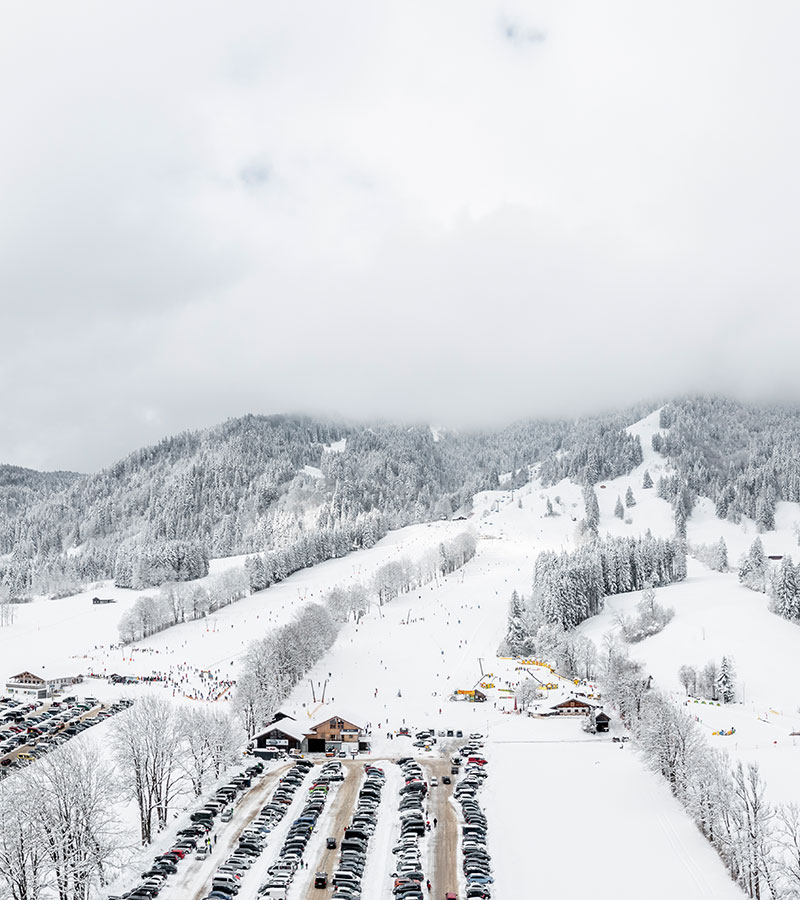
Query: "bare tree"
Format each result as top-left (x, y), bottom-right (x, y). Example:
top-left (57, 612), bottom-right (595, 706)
top-left (515, 679), bottom-right (541, 712)
top-left (26, 741), bottom-right (121, 900)
top-left (178, 707), bottom-right (242, 796)
top-left (678, 664), bottom-right (697, 696)
top-left (775, 803), bottom-right (800, 898)
top-left (729, 761), bottom-right (778, 899)
top-left (0, 777), bottom-right (47, 900)
top-left (111, 696), bottom-right (185, 844)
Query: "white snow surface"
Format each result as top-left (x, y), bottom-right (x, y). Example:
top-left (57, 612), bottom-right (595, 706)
top-left (6, 408), bottom-right (800, 898)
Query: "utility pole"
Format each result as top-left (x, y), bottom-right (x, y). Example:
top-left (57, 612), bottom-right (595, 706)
top-left (309, 679), bottom-right (316, 703)
top-left (478, 658), bottom-right (484, 677)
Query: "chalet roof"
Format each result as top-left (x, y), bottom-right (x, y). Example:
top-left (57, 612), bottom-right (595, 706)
top-left (253, 720), bottom-right (307, 743)
top-left (7, 671), bottom-right (46, 684)
top-left (550, 696), bottom-right (598, 710)
top-left (269, 711), bottom-right (296, 725)
top-left (307, 711), bottom-right (365, 734)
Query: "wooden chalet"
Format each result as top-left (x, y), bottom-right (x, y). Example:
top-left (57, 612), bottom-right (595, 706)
top-left (5, 671), bottom-right (78, 699)
top-left (305, 714), bottom-right (366, 752)
top-left (549, 696), bottom-right (598, 716)
top-left (252, 719), bottom-right (306, 755)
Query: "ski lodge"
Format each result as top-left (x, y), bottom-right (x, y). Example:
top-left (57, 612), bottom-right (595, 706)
top-left (252, 718), bottom-right (306, 755)
top-left (251, 711), bottom-right (369, 756)
top-left (550, 696), bottom-right (597, 715)
top-left (5, 671), bottom-right (80, 699)
top-left (304, 714), bottom-right (367, 753)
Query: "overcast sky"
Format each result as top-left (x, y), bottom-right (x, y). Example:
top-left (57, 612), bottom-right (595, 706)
top-left (3, 2), bottom-right (800, 471)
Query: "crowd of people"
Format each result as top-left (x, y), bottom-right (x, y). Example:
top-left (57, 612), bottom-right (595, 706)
top-left (78, 642), bottom-right (237, 702)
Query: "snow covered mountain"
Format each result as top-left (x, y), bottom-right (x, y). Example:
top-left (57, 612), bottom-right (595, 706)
top-left (3, 402), bottom-right (800, 900)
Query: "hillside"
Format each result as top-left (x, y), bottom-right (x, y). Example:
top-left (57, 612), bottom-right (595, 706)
top-left (0, 463), bottom-right (81, 519)
top-left (3, 406), bottom-right (800, 900)
top-left (0, 408), bottom-right (649, 599)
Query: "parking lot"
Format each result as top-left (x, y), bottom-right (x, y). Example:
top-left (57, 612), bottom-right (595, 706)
top-left (106, 723), bottom-right (491, 900)
top-left (0, 694), bottom-right (131, 775)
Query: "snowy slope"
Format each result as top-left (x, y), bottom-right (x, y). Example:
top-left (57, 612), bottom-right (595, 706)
top-left (7, 408), bottom-right (800, 899)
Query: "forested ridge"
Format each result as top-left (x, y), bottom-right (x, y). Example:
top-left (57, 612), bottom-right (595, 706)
top-left (7, 395), bottom-right (800, 602)
top-left (0, 407), bottom-right (655, 598)
top-left (656, 396), bottom-right (800, 530)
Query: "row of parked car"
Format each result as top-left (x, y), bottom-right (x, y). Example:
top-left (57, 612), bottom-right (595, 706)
top-left (253, 758), bottom-right (332, 899)
top-left (0, 696), bottom-right (131, 775)
top-left (108, 761), bottom-right (266, 900)
top-left (327, 761), bottom-right (385, 900)
top-left (454, 740), bottom-right (493, 900)
top-left (390, 758), bottom-right (430, 900)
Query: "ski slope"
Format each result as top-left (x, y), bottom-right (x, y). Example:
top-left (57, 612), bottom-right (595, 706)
top-left (6, 408), bottom-right (800, 898)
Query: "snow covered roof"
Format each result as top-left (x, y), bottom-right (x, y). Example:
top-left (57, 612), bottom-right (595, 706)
top-left (549, 696), bottom-right (599, 710)
top-left (7, 671), bottom-right (45, 684)
top-left (307, 710), bottom-right (365, 733)
top-left (254, 720), bottom-right (307, 743)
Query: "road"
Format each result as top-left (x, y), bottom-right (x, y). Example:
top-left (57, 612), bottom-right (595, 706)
top-left (422, 758), bottom-right (459, 899)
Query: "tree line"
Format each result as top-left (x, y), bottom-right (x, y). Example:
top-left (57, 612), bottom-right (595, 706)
top-left (605, 647), bottom-right (799, 898)
top-left (528, 531), bottom-right (686, 631)
top-left (0, 404), bottom-right (656, 602)
top-left (118, 567), bottom-right (249, 643)
top-left (738, 536), bottom-right (800, 624)
top-left (111, 698), bottom-right (241, 845)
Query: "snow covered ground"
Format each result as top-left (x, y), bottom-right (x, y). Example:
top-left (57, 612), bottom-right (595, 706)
top-left (5, 408), bottom-right (800, 898)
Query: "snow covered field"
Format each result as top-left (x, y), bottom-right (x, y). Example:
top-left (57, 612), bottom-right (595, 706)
top-left (5, 410), bottom-right (800, 897)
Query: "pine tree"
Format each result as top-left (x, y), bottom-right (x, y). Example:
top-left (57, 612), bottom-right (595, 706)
top-left (614, 496), bottom-right (625, 519)
top-left (625, 486), bottom-right (636, 508)
top-left (740, 537), bottom-right (767, 592)
top-left (642, 469), bottom-right (654, 489)
top-left (506, 590), bottom-right (528, 653)
top-left (715, 537), bottom-right (728, 572)
top-left (583, 485), bottom-right (600, 535)
top-left (772, 555), bottom-right (799, 620)
top-left (716, 656), bottom-right (736, 703)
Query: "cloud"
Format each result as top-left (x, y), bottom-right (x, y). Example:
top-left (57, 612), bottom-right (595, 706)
top-left (500, 18), bottom-right (547, 47)
top-left (2, 1), bottom-right (800, 470)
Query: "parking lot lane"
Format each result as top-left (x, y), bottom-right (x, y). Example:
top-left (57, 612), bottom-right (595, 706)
top-left (181, 760), bottom-right (293, 900)
top-left (421, 758), bottom-right (459, 899)
top-left (297, 760), bottom-right (363, 899)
